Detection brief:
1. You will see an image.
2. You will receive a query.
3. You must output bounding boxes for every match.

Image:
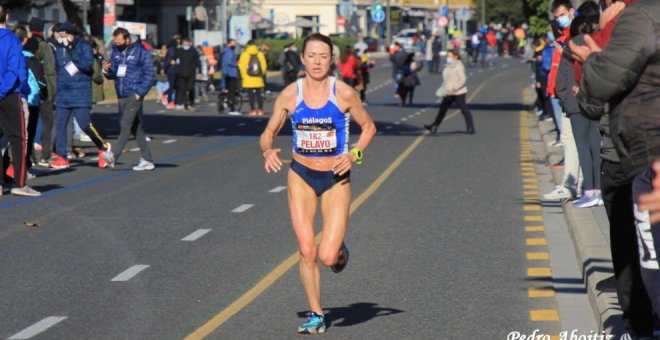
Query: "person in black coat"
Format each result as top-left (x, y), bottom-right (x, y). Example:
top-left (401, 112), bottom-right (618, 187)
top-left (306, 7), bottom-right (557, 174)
top-left (174, 37), bottom-right (200, 111)
top-left (282, 43), bottom-right (302, 86)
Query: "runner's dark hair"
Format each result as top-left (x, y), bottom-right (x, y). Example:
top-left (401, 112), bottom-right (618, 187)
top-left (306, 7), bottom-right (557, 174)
top-left (302, 33), bottom-right (333, 56)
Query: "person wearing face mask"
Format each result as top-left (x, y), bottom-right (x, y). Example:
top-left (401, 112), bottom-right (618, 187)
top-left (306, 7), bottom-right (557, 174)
top-left (424, 49), bottom-right (475, 134)
top-left (101, 27), bottom-right (155, 171)
top-left (50, 22), bottom-right (111, 170)
top-left (174, 37), bottom-right (200, 111)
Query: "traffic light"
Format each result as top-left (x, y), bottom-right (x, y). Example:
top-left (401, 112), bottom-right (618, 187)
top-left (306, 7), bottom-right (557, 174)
top-left (373, 3), bottom-right (383, 11)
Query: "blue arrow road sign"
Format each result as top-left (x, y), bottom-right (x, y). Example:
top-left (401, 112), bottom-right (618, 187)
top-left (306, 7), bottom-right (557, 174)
top-left (372, 9), bottom-right (385, 23)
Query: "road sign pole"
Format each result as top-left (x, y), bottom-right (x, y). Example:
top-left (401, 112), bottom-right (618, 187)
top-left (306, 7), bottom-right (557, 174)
top-left (386, 0), bottom-right (391, 47)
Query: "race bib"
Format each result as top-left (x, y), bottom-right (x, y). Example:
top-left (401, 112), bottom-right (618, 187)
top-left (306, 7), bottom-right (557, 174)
top-left (295, 123), bottom-right (337, 154)
top-left (117, 64), bottom-right (127, 77)
top-left (65, 62), bottom-right (79, 76)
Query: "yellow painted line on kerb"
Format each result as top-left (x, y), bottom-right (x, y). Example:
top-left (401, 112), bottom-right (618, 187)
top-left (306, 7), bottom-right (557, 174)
top-left (184, 72), bottom-right (509, 339)
top-left (530, 309), bottom-right (560, 321)
top-left (525, 226), bottom-right (545, 232)
top-left (525, 215), bottom-right (544, 222)
top-left (529, 287), bottom-right (555, 297)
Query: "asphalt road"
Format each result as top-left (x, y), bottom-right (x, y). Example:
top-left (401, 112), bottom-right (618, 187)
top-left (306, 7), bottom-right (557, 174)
top-left (1, 57), bottom-right (586, 339)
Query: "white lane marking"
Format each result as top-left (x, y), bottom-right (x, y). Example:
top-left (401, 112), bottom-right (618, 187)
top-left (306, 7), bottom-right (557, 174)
top-left (217, 128), bottom-right (226, 132)
top-left (408, 114), bottom-right (415, 118)
top-left (415, 112), bottom-right (422, 116)
top-left (232, 204), bottom-right (254, 213)
top-left (181, 229), bottom-right (212, 242)
top-left (254, 119), bottom-right (262, 123)
top-left (193, 133), bottom-right (204, 137)
top-left (8, 317), bottom-right (67, 340)
top-left (385, 125), bottom-right (392, 129)
top-left (395, 122), bottom-right (401, 125)
top-left (269, 186), bottom-right (287, 193)
top-left (111, 265), bottom-right (150, 282)
top-left (401, 117), bottom-right (408, 121)
top-left (162, 139), bottom-right (177, 144)
top-left (129, 147), bottom-right (140, 152)
top-left (157, 110), bottom-right (166, 113)
top-left (236, 123), bottom-right (246, 127)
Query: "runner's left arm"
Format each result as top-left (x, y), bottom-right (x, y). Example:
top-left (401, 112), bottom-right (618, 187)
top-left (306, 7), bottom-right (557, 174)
top-left (260, 88), bottom-right (293, 173)
top-left (333, 82), bottom-right (377, 175)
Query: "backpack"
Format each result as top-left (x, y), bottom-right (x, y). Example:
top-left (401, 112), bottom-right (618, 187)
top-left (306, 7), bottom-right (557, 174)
top-left (247, 53), bottom-right (262, 76)
top-left (25, 55), bottom-right (46, 97)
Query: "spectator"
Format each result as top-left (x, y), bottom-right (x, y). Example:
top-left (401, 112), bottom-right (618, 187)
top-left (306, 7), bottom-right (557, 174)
top-left (397, 53), bottom-right (421, 107)
top-left (238, 40), bottom-right (267, 116)
top-left (573, 1), bottom-right (658, 338)
top-left (28, 17), bottom-right (56, 168)
top-left (282, 43), bottom-right (303, 87)
top-left (430, 34), bottom-right (443, 74)
top-left (102, 27), bottom-right (155, 171)
top-left (50, 22), bottom-right (111, 170)
top-left (353, 33), bottom-right (368, 55)
top-left (13, 26), bottom-right (43, 173)
top-left (163, 34), bottom-right (181, 109)
top-left (338, 46), bottom-right (361, 88)
top-left (358, 49), bottom-right (375, 105)
top-left (174, 37), bottom-right (200, 111)
top-left (196, 45), bottom-right (209, 102)
top-left (220, 39), bottom-right (240, 115)
top-left (0, 6), bottom-right (40, 196)
top-left (91, 41), bottom-right (104, 105)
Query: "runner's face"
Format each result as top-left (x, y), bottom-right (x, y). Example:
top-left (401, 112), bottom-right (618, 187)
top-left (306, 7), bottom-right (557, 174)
top-left (302, 41), bottom-right (331, 79)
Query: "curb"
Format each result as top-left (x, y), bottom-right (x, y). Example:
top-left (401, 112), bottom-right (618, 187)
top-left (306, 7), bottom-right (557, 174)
top-left (534, 116), bottom-right (625, 335)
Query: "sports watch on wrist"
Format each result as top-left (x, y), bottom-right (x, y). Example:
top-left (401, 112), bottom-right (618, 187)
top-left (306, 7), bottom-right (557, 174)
top-left (351, 147), bottom-right (363, 165)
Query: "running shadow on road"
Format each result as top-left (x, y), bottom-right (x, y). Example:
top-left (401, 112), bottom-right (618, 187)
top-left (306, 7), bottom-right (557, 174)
top-left (297, 302), bottom-right (404, 328)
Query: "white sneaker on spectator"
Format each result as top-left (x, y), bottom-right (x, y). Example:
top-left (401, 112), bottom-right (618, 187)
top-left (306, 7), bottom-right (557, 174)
top-left (228, 111), bottom-right (241, 116)
top-left (132, 158), bottom-right (155, 171)
top-left (11, 185), bottom-right (41, 197)
top-left (543, 185), bottom-right (572, 200)
top-left (573, 195), bottom-right (602, 208)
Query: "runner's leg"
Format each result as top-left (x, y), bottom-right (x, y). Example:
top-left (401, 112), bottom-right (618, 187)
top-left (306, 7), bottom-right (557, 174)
top-left (288, 169), bottom-right (323, 314)
top-left (318, 179), bottom-right (351, 268)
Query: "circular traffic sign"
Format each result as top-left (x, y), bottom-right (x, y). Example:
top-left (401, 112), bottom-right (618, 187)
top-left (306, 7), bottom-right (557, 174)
top-left (371, 9), bottom-right (385, 23)
top-left (438, 16), bottom-right (448, 28)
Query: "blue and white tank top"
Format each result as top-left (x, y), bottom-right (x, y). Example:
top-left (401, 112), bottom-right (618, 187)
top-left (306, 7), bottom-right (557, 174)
top-left (291, 77), bottom-right (349, 157)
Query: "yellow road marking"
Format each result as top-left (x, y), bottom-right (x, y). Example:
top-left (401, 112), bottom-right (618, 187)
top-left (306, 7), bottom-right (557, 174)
top-left (525, 226), bottom-right (545, 232)
top-left (527, 252), bottom-right (550, 260)
top-left (524, 205), bottom-right (541, 211)
top-left (520, 167), bottom-right (535, 172)
top-left (525, 215), bottom-right (544, 222)
top-left (522, 172), bottom-right (537, 177)
top-left (184, 71), bottom-right (510, 339)
top-left (523, 191), bottom-right (539, 196)
top-left (523, 185), bottom-right (539, 190)
top-left (530, 310), bottom-right (560, 321)
top-left (527, 238), bottom-right (548, 246)
top-left (528, 267), bottom-right (552, 277)
top-left (528, 287), bottom-right (555, 297)
top-left (520, 162), bottom-right (534, 166)
top-left (523, 178), bottom-right (538, 183)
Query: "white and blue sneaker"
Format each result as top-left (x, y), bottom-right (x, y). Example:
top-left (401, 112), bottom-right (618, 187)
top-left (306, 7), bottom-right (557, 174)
top-left (297, 312), bottom-right (326, 334)
top-left (573, 194), bottom-right (602, 208)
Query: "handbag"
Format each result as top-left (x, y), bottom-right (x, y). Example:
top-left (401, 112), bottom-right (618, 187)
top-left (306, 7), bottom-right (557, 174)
top-left (435, 86), bottom-right (446, 98)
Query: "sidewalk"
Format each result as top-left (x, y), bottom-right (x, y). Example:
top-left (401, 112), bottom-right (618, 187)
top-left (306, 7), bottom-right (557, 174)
top-left (534, 115), bottom-right (625, 335)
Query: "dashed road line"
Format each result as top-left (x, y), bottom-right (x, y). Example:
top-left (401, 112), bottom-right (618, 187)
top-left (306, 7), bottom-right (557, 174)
top-left (217, 128), bottom-right (226, 132)
top-left (111, 265), bottom-right (150, 282)
top-left (162, 139), bottom-right (177, 144)
top-left (129, 147), bottom-right (140, 152)
top-left (236, 123), bottom-right (246, 127)
top-left (268, 186), bottom-right (286, 193)
top-left (529, 287), bottom-right (555, 297)
top-left (182, 229), bottom-right (212, 242)
top-left (8, 317), bottom-right (67, 340)
top-left (530, 310), bottom-right (560, 321)
top-left (193, 133), bottom-right (205, 137)
top-left (232, 204), bottom-right (254, 213)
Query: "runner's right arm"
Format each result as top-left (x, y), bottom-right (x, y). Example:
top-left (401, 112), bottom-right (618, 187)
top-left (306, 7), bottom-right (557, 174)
top-left (260, 84), bottom-right (295, 173)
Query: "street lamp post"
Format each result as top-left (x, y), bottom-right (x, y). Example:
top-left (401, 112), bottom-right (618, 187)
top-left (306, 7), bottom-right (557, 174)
top-left (481, 0), bottom-right (485, 26)
top-left (386, 0), bottom-right (391, 47)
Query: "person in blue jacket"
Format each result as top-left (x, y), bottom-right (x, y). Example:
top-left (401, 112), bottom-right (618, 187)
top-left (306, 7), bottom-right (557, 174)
top-left (101, 27), bottom-right (155, 171)
top-left (221, 39), bottom-right (239, 115)
top-left (50, 22), bottom-right (110, 170)
top-left (0, 6), bottom-right (40, 196)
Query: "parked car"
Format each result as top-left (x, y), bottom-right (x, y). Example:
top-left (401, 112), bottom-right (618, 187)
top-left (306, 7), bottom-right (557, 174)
top-left (393, 28), bottom-right (418, 52)
top-left (364, 37), bottom-right (379, 52)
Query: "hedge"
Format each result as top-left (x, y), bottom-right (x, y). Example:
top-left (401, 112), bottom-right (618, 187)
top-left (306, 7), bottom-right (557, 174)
top-left (255, 37), bottom-right (357, 71)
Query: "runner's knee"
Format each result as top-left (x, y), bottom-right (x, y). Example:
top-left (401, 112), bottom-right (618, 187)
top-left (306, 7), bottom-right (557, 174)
top-left (318, 248), bottom-right (338, 267)
top-left (299, 243), bottom-right (318, 266)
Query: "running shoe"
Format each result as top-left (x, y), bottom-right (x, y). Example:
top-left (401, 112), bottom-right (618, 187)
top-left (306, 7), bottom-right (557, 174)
top-left (331, 242), bottom-right (349, 273)
top-left (49, 155), bottom-right (70, 169)
top-left (257, 109), bottom-right (265, 116)
top-left (37, 158), bottom-right (51, 167)
top-left (11, 185), bottom-right (41, 197)
top-left (297, 312), bottom-right (326, 334)
top-left (98, 143), bottom-right (112, 168)
top-left (166, 102), bottom-right (176, 109)
top-left (132, 158), bottom-right (155, 171)
top-left (573, 195), bottom-right (602, 208)
top-left (79, 134), bottom-right (92, 142)
top-left (543, 185), bottom-right (572, 200)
